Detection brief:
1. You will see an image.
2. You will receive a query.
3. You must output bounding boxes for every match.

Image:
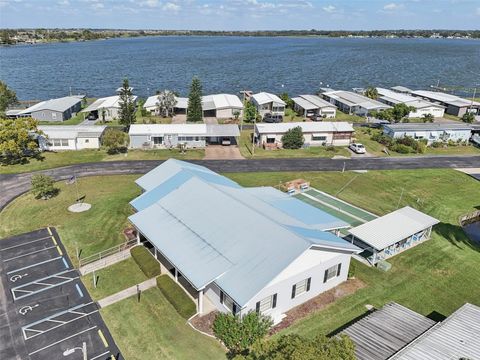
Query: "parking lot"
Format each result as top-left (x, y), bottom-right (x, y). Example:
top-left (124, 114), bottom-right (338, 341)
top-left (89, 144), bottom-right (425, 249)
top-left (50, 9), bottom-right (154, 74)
top-left (0, 228), bottom-right (122, 360)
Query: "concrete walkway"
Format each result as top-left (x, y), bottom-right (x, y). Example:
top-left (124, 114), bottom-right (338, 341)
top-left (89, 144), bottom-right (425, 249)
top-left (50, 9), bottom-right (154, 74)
top-left (79, 248), bottom-right (131, 275)
top-left (97, 278), bottom-right (157, 308)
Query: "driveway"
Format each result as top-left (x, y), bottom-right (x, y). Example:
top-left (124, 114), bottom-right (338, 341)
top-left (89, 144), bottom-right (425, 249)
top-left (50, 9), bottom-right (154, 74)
top-left (204, 145), bottom-right (244, 160)
top-left (172, 115), bottom-right (186, 124)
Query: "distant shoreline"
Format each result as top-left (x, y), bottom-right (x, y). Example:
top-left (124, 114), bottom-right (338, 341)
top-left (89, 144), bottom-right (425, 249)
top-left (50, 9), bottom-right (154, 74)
top-left (1, 29), bottom-right (479, 46)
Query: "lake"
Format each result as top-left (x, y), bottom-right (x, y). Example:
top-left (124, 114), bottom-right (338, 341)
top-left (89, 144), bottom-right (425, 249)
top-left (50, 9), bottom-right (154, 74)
top-left (1, 36), bottom-right (479, 100)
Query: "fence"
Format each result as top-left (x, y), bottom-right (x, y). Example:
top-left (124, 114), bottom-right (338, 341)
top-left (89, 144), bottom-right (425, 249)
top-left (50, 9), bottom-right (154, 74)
top-left (78, 238), bottom-right (138, 268)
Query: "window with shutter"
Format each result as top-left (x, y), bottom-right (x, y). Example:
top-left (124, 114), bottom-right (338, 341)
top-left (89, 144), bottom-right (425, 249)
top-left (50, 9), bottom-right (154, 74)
top-left (324, 264), bottom-right (340, 283)
top-left (292, 278), bottom-right (310, 298)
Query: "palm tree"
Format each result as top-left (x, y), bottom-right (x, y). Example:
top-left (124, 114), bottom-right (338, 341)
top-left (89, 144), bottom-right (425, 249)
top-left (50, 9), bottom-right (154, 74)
top-left (364, 87), bottom-right (378, 100)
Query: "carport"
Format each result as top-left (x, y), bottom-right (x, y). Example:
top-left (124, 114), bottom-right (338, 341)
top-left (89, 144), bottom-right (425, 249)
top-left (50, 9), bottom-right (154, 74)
top-left (205, 124), bottom-right (240, 146)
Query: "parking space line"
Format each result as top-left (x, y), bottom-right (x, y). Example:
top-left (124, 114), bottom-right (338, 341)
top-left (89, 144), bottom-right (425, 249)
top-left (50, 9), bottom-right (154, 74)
top-left (56, 246), bottom-right (63, 256)
top-left (7, 256), bottom-right (63, 275)
top-left (98, 329), bottom-right (109, 348)
top-left (62, 257), bottom-right (69, 269)
top-left (11, 269), bottom-right (78, 300)
top-left (22, 302), bottom-right (98, 340)
top-left (28, 326), bottom-right (97, 356)
top-left (0, 236), bottom-right (54, 252)
top-left (47, 227), bottom-right (52, 236)
top-left (75, 284), bottom-right (84, 297)
top-left (52, 237), bottom-right (57, 246)
top-left (90, 351), bottom-right (111, 360)
top-left (3, 245), bottom-right (57, 262)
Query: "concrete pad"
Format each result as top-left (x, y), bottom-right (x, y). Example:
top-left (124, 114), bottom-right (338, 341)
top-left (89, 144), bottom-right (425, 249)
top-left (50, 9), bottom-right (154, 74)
top-left (204, 145), bottom-right (244, 160)
top-left (68, 203), bottom-right (91, 213)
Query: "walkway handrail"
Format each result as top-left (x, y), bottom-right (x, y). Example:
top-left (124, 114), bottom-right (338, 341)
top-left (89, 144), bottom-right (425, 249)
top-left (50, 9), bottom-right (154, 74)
top-left (78, 238), bottom-right (137, 267)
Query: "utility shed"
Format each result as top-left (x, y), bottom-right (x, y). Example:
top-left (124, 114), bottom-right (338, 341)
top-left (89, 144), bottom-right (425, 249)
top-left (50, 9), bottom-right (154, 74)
top-left (341, 302), bottom-right (436, 360)
top-left (391, 303), bottom-right (480, 360)
top-left (348, 206), bottom-right (439, 264)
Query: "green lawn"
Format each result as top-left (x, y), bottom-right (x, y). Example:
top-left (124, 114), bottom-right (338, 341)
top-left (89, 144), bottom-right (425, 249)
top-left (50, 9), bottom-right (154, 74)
top-left (0, 175), bottom-right (141, 265)
top-left (0, 148), bottom-right (205, 174)
top-left (101, 287), bottom-right (225, 360)
top-left (333, 111), bottom-right (365, 123)
top-left (228, 169), bottom-right (480, 337)
top-left (239, 130), bottom-right (350, 159)
top-left (81, 257), bottom-right (148, 301)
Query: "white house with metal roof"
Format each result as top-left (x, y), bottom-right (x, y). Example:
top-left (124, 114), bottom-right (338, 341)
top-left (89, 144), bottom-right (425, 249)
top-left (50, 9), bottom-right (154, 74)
top-left (383, 122), bottom-right (472, 145)
top-left (251, 92), bottom-right (286, 118)
top-left (348, 206), bottom-right (439, 265)
top-left (376, 88), bottom-right (445, 118)
top-left (321, 90), bottom-right (391, 116)
top-left (6, 96), bottom-right (84, 122)
top-left (129, 159), bottom-right (360, 323)
top-left (292, 95), bottom-right (337, 119)
top-left (81, 95), bottom-right (138, 121)
top-left (255, 121), bottom-right (354, 147)
top-left (128, 123), bottom-right (240, 149)
top-left (410, 90), bottom-right (480, 117)
top-left (144, 94), bottom-right (243, 119)
top-left (36, 125), bottom-right (107, 151)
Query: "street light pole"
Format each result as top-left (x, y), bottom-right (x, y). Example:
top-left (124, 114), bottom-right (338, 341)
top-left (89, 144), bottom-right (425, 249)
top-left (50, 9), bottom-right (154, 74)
top-left (63, 342), bottom-right (87, 360)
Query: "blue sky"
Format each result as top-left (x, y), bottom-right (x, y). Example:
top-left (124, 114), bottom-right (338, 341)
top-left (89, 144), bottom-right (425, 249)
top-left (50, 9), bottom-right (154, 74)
top-left (0, 0), bottom-right (479, 30)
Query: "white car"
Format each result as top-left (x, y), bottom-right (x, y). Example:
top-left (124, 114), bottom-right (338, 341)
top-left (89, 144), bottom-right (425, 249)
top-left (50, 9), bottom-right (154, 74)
top-left (349, 143), bottom-right (366, 154)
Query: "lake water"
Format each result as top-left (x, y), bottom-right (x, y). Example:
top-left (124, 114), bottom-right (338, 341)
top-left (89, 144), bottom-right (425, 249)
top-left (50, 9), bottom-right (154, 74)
top-left (1, 36), bottom-right (479, 100)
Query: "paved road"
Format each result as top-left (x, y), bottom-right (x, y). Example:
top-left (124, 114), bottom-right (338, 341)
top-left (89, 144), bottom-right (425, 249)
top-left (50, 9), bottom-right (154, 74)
top-left (1, 155), bottom-right (480, 211)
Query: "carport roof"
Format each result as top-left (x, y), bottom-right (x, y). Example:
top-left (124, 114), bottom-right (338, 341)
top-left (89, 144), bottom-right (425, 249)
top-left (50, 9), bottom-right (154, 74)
top-left (348, 206), bottom-right (439, 251)
top-left (206, 124), bottom-right (240, 137)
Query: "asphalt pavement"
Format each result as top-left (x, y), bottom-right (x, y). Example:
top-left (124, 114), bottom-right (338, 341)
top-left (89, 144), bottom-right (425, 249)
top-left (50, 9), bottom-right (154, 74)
top-left (1, 155), bottom-right (480, 211)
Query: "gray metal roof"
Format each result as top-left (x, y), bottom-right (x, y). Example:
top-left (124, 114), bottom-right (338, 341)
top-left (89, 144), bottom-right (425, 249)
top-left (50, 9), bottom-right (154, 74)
top-left (341, 302), bottom-right (436, 360)
top-left (391, 86), bottom-right (412, 93)
top-left (17, 96), bottom-right (83, 115)
top-left (129, 159), bottom-right (359, 307)
top-left (391, 303), bottom-right (480, 360)
top-left (349, 206), bottom-right (439, 251)
top-left (384, 122), bottom-right (472, 132)
top-left (205, 124), bottom-right (240, 137)
top-left (292, 95), bottom-right (335, 110)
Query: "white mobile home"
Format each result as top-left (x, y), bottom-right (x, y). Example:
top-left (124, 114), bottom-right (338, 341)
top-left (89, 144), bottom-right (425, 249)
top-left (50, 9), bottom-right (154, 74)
top-left (255, 122), bottom-right (354, 148)
top-left (321, 90), bottom-right (391, 116)
top-left (144, 94), bottom-right (243, 119)
top-left (82, 95), bottom-right (138, 121)
top-left (411, 90), bottom-right (480, 117)
top-left (292, 95), bottom-right (337, 119)
top-left (128, 124), bottom-right (240, 149)
top-left (129, 159), bottom-right (359, 323)
top-left (376, 88), bottom-right (445, 118)
top-left (251, 92), bottom-right (286, 118)
top-left (383, 123), bottom-right (472, 145)
top-left (37, 125), bottom-right (107, 151)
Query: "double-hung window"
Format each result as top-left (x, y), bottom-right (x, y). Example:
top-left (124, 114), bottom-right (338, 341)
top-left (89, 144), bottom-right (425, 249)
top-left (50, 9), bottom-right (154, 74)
top-left (324, 264), bottom-right (342, 283)
top-left (291, 278), bottom-right (311, 299)
top-left (255, 294), bottom-right (277, 314)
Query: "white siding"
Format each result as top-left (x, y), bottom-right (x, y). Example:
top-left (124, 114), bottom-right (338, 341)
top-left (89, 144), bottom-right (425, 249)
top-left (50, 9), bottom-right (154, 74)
top-left (258, 131), bottom-right (351, 147)
top-left (77, 137), bottom-right (100, 149)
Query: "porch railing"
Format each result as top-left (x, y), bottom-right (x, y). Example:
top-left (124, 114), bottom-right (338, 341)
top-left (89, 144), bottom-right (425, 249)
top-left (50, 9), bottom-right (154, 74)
top-left (78, 238), bottom-right (138, 268)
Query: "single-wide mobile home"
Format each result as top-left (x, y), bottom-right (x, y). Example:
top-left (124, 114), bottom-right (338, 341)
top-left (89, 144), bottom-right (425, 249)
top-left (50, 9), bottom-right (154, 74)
top-left (129, 159), bottom-right (360, 323)
top-left (321, 90), bottom-right (391, 116)
top-left (6, 96), bottom-right (84, 122)
top-left (383, 122), bottom-right (472, 145)
top-left (410, 90), bottom-right (480, 117)
top-left (292, 95), bottom-right (337, 119)
top-left (376, 88), bottom-right (445, 118)
top-left (128, 124), bottom-right (240, 149)
top-left (255, 122), bottom-right (354, 147)
top-left (251, 92), bottom-right (286, 118)
top-left (82, 95), bottom-right (138, 121)
top-left (37, 125), bottom-right (107, 151)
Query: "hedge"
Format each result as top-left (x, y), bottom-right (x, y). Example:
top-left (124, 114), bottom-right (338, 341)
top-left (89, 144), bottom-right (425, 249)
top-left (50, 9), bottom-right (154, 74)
top-left (156, 275), bottom-right (197, 319)
top-left (130, 246), bottom-right (161, 278)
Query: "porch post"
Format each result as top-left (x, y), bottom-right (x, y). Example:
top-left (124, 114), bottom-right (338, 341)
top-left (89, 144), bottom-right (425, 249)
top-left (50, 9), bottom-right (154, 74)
top-left (154, 247), bottom-right (158, 259)
top-left (198, 290), bottom-right (204, 315)
top-left (175, 268), bottom-right (178, 283)
top-left (136, 232), bottom-right (140, 246)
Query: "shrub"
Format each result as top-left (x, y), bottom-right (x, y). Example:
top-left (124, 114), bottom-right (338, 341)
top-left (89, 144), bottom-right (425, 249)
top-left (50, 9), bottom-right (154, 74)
top-left (156, 275), bottom-right (196, 319)
top-left (461, 112), bottom-right (475, 123)
top-left (130, 246), bottom-right (161, 278)
top-left (281, 126), bottom-right (304, 149)
top-left (431, 141), bottom-right (444, 148)
top-left (31, 174), bottom-right (59, 199)
top-left (390, 143), bottom-right (414, 154)
top-left (325, 145), bottom-right (335, 152)
top-left (102, 128), bottom-right (129, 154)
top-left (213, 311), bottom-right (273, 357)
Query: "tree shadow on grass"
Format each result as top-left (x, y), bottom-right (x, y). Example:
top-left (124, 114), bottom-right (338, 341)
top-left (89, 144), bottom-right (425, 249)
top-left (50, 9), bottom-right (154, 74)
top-left (434, 222), bottom-right (480, 252)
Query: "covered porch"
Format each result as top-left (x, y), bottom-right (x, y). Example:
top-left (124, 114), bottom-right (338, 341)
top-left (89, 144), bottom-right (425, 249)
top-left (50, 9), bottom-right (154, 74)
top-left (137, 232), bottom-right (217, 315)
